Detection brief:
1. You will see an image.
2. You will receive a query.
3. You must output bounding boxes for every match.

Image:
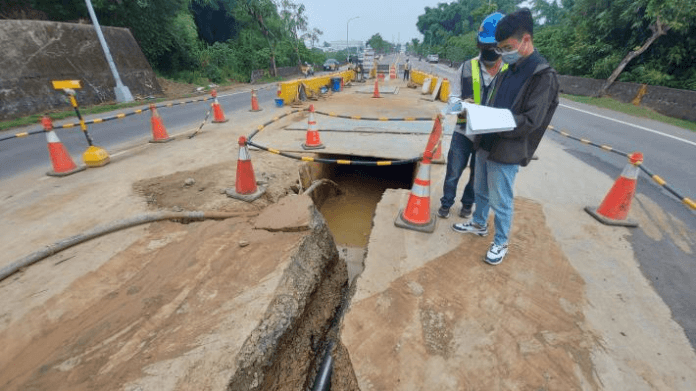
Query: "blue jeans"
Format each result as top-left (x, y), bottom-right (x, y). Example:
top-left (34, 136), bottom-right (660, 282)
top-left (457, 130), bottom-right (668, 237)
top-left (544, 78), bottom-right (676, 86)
top-left (440, 131), bottom-right (475, 209)
top-left (472, 149), bottom-right (519, 246)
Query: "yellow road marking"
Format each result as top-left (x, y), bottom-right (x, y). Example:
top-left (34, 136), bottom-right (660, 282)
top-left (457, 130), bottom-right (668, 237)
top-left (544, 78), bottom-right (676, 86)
top-left (684, 198), bottom-right (696, 210)
top-left (16, 132), bottom-right (28, 138)
top-left (93, 118), bottom-right (103, 123)
top-left (600, 145), bottom-right (612, 151)
top-left (580, 138), bottom-right (591, 144)
top-left (117, 113), bottom-right (126, 118)
top-left (268, 148), bottom-right (280, 154)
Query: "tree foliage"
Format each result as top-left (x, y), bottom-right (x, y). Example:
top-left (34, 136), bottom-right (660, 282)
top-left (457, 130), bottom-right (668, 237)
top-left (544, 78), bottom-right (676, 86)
top-left (532, 0), bottom-right (696, 90)
top-left (15, 0), bottom-right (329, 83)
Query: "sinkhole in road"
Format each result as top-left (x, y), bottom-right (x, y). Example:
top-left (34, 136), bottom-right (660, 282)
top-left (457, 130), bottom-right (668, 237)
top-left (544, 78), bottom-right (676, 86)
top-left (313, 155), bottom-right (417, 282)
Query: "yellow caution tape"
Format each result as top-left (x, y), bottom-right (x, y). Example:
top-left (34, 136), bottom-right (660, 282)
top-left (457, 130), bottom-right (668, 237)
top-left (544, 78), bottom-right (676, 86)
top-left (684, 198), bottom-right (696, 210)
top-left (652, 175), bottom-right (666, 186)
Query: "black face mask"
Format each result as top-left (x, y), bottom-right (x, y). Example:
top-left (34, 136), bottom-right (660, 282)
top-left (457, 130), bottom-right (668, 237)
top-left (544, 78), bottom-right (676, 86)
top-left (480, 48), bottom-right (500, 62)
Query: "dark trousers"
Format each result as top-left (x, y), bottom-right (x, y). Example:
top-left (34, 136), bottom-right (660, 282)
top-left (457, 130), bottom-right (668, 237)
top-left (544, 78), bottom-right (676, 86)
top-left (440, 131), bottom-right (476, 209)
top-left (403, 69), bottom-right (410, 81)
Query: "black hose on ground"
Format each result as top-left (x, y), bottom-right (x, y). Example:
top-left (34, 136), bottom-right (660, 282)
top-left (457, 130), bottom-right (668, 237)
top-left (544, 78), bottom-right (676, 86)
top-left (311, 340), bottom-right (335, 391)
top-left (0, 211), bottom-right (257, 283)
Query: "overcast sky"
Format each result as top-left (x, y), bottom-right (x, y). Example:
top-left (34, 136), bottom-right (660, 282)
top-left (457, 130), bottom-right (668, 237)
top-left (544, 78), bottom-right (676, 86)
top-left (298, 0), bottom-right (447, 46)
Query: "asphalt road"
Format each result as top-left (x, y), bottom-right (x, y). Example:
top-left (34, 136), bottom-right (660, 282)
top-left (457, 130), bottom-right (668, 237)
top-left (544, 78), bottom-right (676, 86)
top-left (0, 85), bottom-right (277, 179)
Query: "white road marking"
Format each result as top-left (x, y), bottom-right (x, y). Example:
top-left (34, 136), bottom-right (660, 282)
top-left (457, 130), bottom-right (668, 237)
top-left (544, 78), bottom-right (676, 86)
top-left (558, 103), bottom-right (696, 147)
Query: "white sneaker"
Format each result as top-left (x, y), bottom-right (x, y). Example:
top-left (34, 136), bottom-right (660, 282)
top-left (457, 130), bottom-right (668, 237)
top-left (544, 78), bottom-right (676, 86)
top-left (484, 242), bottom-right (508, 265)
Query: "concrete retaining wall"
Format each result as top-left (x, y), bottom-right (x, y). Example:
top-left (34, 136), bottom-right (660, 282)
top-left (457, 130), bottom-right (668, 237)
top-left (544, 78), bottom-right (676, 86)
top-left (0, 20), bottom-right (162, 120)
top-left (557, 75), bottom-right (696, 122)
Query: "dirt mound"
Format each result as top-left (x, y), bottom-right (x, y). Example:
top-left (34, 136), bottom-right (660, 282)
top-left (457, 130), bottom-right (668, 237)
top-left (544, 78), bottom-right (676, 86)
top-left (132, 161), bottom-right (300, 212)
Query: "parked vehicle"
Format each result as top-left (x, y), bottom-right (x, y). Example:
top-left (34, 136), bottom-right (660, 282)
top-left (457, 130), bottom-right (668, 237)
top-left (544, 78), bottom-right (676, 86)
top-left (323, 59), bottom-right (339, 71)
top-left (427, 54), bottom-right (439, 63)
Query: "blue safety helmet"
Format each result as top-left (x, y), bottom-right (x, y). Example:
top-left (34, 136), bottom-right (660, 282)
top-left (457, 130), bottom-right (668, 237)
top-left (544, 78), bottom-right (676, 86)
top-left (477, 12), bottom-right (504, 45)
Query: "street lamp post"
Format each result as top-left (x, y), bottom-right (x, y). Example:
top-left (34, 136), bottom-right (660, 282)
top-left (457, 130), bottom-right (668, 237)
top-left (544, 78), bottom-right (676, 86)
top-left (84, 0), bottom-right (133, 103)
top-left (347, 16), bottom-right (359, 61)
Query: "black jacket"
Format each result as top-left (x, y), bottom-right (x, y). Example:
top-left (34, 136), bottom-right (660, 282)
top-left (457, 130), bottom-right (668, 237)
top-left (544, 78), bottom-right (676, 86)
top-left (474, 61), bottom-right (559, 167)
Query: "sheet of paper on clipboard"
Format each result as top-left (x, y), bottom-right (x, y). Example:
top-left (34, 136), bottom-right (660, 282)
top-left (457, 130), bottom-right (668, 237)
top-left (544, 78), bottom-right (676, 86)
top-left (462, 102), bottom-right (517, 136)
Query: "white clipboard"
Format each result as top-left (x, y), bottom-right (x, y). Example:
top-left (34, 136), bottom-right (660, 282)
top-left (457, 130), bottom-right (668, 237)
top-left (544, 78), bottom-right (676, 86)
top-left (463, 102), bottom-right (516, 136)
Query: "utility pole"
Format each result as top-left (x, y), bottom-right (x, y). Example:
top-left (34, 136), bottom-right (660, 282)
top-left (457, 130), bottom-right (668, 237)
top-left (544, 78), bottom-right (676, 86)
top-left (84, 0), bottom-right (133, 103)
top-left (347, 16), bottom-right (359, 61)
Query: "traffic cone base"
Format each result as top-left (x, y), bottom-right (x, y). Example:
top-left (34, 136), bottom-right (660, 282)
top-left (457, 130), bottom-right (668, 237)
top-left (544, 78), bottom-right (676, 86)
top-left (584, 206), bottom-right (638, 227)
top-left (47, 165), bottom-right (86, 177)
top-left (226, 185), bottom-right (266, 202)
top-left (83, 145), bottom-right (110, 167)
top-left (301, 142), bottom-right (325, 150)
top-left (395, 207), bottom-right (436, 233)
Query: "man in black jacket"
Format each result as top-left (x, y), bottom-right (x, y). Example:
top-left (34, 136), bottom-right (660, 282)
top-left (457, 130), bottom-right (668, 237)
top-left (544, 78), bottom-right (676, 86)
top-left (452, 8), bottom-right (559, 265)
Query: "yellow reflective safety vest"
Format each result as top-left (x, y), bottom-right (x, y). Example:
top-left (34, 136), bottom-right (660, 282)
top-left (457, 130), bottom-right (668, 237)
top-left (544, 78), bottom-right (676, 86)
top-left (471, 59), bottom-right (508, 105)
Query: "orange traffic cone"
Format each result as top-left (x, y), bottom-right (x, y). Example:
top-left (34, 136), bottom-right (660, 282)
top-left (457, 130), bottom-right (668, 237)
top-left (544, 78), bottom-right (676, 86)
top-left (302, 104), bottom-right (325, 150)
top-left (211, 89), bottom-right (228, 123)
top-left (390, 64), bottom-right (396, 79)
top-left (372, 80), bottom-right (382, 98)
top-left (225, 136), bottom-right (266, 202)
top-left (250, 89), bottom-right (263, 112)
top-left (149, 104), bottom-right (173, 143)
top-left (585, 152), bottom-right (642, 227)
top-left (395, 150), bottom-right (436, 233)
top-left (42, 116), bottom-right (86, 177)
top-left (426, 115), bottom-right (444, 161)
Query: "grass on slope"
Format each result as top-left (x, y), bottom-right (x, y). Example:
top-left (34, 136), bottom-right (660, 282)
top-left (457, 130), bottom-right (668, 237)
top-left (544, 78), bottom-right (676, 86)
top-left (561, 94), bottom-right (696, 132)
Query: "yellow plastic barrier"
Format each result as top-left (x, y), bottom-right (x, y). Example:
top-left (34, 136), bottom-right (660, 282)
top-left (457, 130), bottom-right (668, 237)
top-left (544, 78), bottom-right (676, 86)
top-left (277, 70), bottom-right (356, 104)
top-left (410, 69), bottom-right (448, 102)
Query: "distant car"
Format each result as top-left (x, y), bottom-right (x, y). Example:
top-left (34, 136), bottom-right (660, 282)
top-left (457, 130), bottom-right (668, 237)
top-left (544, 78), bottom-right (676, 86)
top-left (323, 59), bottom-right (339, 71)
top-left (427, 54), bottom-right (439, 63)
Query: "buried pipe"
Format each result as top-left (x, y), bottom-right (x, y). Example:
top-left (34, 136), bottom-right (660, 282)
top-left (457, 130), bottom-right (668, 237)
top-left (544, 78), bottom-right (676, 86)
top-left (0, 211), bottom-right (257, 283)
top-left (311, 340), bottom-right (335, 391)
top-left (302, 178), bottom-right (342, 196)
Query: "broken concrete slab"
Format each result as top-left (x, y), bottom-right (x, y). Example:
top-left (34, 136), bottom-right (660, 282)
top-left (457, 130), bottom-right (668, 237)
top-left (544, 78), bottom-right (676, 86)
top-left (341, 139), bottom-right (696, 390)
top-left (0, 202), bottom-right (354, 391)
top-left (254, 194), bottom-right (314, 232)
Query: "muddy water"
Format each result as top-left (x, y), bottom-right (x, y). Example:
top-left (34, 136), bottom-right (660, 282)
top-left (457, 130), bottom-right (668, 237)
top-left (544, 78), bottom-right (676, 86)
top-left (319, 164), bottom-right (413, 248)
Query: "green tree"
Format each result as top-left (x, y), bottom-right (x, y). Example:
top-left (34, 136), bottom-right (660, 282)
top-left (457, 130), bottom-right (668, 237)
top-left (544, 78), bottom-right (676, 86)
top-left (594, 0), bottom-right (696, 94)
top-left (366, 33), bottom-right (392, 54)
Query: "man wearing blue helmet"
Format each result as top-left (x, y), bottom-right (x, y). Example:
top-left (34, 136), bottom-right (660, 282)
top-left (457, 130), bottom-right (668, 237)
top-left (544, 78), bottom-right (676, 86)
top-left (437, 12), bottom-right (507, 220)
